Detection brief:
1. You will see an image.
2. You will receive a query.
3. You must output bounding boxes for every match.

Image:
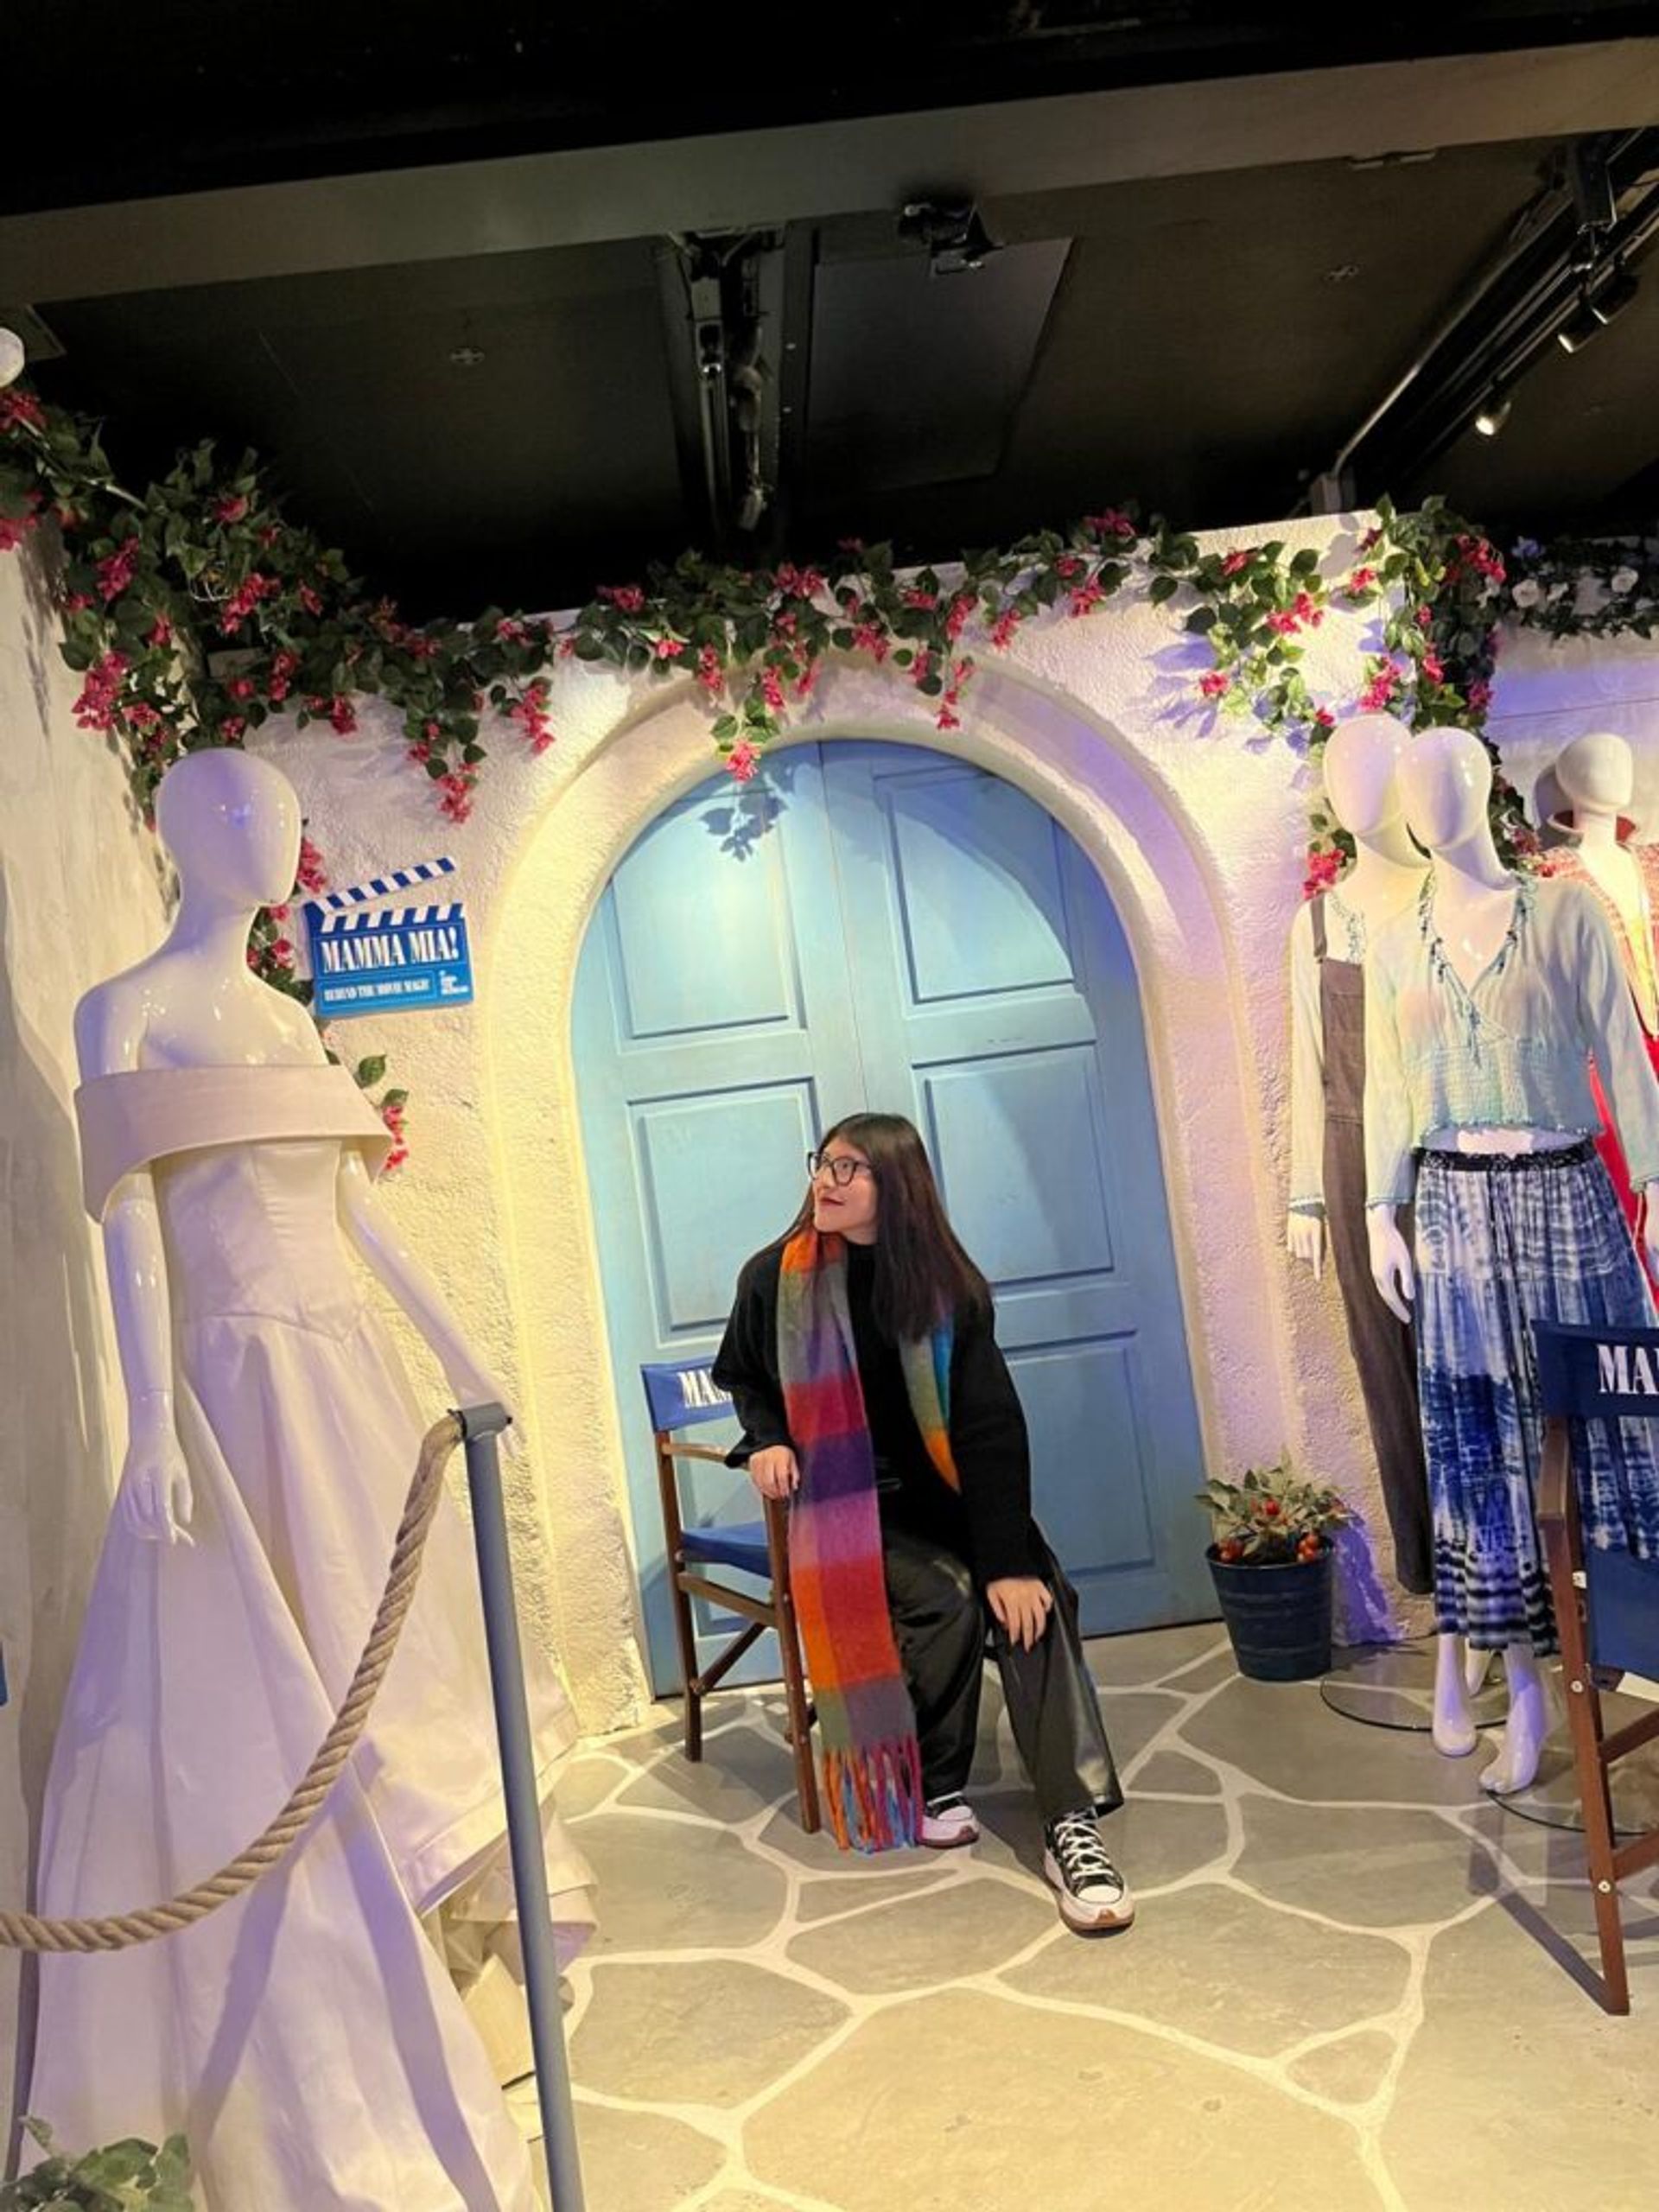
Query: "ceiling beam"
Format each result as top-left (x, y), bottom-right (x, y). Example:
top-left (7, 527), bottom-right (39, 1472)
top-left (4, 38), bottom-right (1659, 305)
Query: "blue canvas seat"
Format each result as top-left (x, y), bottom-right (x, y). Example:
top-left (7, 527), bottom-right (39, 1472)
top-left (643, 1360), bottom-right (819, 1834)
top-left (1533, 1319), bottom-right (1659, 2013)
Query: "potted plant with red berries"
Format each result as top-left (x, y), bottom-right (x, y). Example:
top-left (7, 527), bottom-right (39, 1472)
top-left (1197, 1461), bottom-right (1352, 1681)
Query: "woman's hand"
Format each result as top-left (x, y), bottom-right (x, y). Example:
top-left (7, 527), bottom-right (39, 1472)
top-left (748, 1445), bottom-right (799, 1501)
top-left (987, 1576), bottom-right (1053, 1652)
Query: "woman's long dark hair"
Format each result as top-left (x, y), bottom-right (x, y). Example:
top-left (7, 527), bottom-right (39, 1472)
top-left (785, 1111), bottom-right (991, 1340)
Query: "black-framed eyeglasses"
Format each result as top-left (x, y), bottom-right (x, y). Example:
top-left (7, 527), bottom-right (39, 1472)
top-left (807, 1150), bottom-right (875, 1187)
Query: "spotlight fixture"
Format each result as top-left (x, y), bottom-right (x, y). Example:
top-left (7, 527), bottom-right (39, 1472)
top-left (898, 199), bottom-right (999, 276)
top-left (1557, 260), bottom-right (1640, 353)
top-left (1472, 388), bottom-right (1512, 438)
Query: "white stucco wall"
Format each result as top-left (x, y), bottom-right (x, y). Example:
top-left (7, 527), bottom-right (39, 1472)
top-left (0, 543), bottom-right (170, 2123)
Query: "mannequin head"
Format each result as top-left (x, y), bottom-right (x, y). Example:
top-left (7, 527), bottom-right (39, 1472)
top-left (1555, 731), bottom-right (1635, 823)
top-left (155, 748), bottom-right (301, 910)
top-left (1322, 713), bottom-right (1414, 838)
top-left (1397, 726), bottom-right (1494, 855)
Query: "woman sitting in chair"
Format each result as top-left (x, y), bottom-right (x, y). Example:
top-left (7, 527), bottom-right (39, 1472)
top-left (712, 1111), bottom-right (1132, 1935)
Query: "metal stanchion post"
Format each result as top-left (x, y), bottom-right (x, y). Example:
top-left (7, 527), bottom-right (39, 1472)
top-left (454, 1403), bottom-right (587, 2212)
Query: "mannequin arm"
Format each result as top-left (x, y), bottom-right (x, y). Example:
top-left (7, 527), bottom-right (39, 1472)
top-left (75, 982), bottom-right (192, 1542)
top-left (1285, 906), bottom-right (1325, 1278)
top-left (99, 1171), bottom-right (194, 1542)
top-left (335, 1150), bottom-right (518, 1424)
top-left (1366, 1203), bottom-right (1414, 1323)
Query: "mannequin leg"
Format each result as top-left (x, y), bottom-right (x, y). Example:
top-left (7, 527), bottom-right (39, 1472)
top-left (1480, 1643), bottom-right (1549, 1796)
top-left (1432, 1632), bottom-right (1478, 1757)
top-left (1464, 1643), bottom-right (1496, 1698)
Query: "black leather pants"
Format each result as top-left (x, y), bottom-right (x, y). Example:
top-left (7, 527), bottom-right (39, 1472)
top-left (880, 1522), bottom-right (1122, 1824)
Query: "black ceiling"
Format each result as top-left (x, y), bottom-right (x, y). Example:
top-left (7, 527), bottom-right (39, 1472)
top-left (5, 8), bottom-right (1659, 616)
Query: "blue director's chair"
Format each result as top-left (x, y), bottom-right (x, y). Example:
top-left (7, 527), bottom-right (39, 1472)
top-left (643, 1361), bottom-right (820, 1833)
top-left (1534, 1319), bottom-right (1659, 2012)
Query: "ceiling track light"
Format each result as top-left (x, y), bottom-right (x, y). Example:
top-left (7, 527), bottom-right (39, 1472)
top-left (1472, 387), bottom-right (1512, 438)
top-left (1557, 257), bottom-right (1640, 353)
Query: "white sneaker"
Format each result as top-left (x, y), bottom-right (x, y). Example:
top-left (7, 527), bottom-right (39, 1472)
top-left (1043, 1809), bottom-right (1135, 1932)
top-left (918, 1793), bottom-right (980, 1848)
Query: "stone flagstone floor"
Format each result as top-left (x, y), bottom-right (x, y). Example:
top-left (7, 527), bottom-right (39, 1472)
top-left (522, 1624), bottom-right (1659, 2212)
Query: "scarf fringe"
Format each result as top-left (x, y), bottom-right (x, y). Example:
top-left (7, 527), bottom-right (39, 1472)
top-left (822, 1735), bottom-right (924, 1854)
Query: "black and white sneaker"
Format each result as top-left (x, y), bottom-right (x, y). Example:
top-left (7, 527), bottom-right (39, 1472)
top-left (918, 1792), bottom-right (980, 1848)
top-left (1042, 1809), bottom-right (1135, 1932)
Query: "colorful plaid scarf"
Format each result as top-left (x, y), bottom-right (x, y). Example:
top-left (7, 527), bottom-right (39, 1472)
top-left (777, 1225), bottom-right (958, 1852)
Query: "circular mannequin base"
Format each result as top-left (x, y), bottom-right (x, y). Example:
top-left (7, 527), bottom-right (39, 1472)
top-left (1319, 1640), bottom-right (1510, 1734)
top-left (1491, 1681), bottom-right (1659, 1838)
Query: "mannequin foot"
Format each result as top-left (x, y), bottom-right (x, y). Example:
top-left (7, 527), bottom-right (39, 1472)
top-left (1480, 1651), bottom-right (1549, 1796)
top-left (1464, 1645), bottom-right (1496, 1699)
top-left (1432, 1635), bottom-right (1478, 1758)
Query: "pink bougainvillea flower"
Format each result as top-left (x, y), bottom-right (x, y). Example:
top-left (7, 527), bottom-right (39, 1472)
top-left (1068, 580), bottom-right (1107, 618)
top-left (1467, 677), bottom-right (1493, 711)
top-left (147, 614), bottom-right (174, 647)
top-left (1421, 650), bottom-right (1445, 683)
top-left (850, 621), bottom-right (890, 662)
top-left (326, 695), bottom-right (357, 735)
top-left (1313, 707), bottom-right (1336, 731)
top-left (1344, 566), bottom-right (1377, 595)
top-left (1055, 554), bottom-right (1084, 582)
top-left (219, 716), bottom-right (247, 744)
top-left (0, 388), bottom-right (47, 434)
top-left (600, 584), bottom-right (647, 615)
top-left (296, 836), bottom-right (328, 895)
top-left (73, 649), bottom-right (130, 733)
top-left (1292, 591), bottom-right (1324, 627)
top-left (727, 740), bottom-right (760, 783)
top-left (1221, 548), bottom-right (1255, 577)
top-left (1198, 669), bottom-right (1230, 701)
top-left (696, 644), bottom-right (725, 696)
top-left (213, 493), bottom-right (249, 524)
top-left (655, 635), bottom-right (685, 659)
top-left (989, 608), bottom-right (1021, 652)
top-left (298, 582), bottom-right (323, 618)
top-left (1086, 509), bottom-right (1137, 540)
top-left (1303, 849), bottom-right (1343, 899)
top-left (96, 539), bottom-right (139, 602)
top-left (226, 675), bottom-right (257, 700)
top-left (1266, 609), bottom-right (1300, 637)
top-left (760, 667), bottom-right (786, 712)
top-left (773, 563), bottom-right (826, 601)
top-left (945, 591), bottom-right (976, 641)
top-left (900, 587), bottom-right (938, 611)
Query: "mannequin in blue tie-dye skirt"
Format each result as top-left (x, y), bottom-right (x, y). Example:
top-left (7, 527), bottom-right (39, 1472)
top-left (1363, 728), bottom-right (1659, 1799)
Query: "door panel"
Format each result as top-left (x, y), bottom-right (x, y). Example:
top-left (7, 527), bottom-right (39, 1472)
top-left (821, 743), bottom-right (1211, 1634)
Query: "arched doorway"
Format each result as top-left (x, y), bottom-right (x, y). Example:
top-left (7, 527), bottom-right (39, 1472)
top-left (573, 737), bottom-right (1211, 1691)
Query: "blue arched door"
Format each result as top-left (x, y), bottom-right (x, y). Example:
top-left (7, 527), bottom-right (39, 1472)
top-left (574, 740), bottom-right (1211, 1691)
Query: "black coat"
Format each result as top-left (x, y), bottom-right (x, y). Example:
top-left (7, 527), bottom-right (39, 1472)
top-left (710, 1240), bottom-right (1041, 1584)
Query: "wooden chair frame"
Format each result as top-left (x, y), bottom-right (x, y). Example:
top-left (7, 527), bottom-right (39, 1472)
top-left (1538, 1413), bottom-right (1659, 2013)
top-left (652, 1421), bottom-right (820, 1834)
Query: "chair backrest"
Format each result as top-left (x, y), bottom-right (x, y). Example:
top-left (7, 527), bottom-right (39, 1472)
top-left (642, 1359), bottom-right (736, 1435)
top-left (1534, 1317), bottom-right (1659, 1420)
top-left (1534, 1319), bottom-right (1659, 1675)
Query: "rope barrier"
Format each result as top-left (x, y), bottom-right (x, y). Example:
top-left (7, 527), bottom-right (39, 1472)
top-left (0, 1413), bottom-right (461, 1954)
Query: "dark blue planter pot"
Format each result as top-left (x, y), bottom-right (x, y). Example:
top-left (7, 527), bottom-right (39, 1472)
top-left (1207, 1545), bottom-right (1333, 1682)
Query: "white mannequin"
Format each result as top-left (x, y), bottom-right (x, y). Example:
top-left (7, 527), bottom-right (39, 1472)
top-left (1287, 712), bottom-right (1427, 1276)
top-left (1553, 735), bottom-right (1659, 1046)
top-left (75, 748), bottom-right (513, 1543)
top-left (1555, 731), bottom-right (1644, 925)
top-left (1368, 727), bottom-right (1659, 1793)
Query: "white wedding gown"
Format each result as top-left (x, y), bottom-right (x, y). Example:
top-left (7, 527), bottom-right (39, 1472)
top-left (32, 1094), bottom-right (595, 2210)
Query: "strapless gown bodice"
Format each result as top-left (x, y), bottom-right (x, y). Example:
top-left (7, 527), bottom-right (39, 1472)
top-left (156, 1138), bottom-right (370, 1333)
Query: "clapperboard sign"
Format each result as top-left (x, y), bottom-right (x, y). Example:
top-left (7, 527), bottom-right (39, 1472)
top-left (303, 856), bottom-right (474, 1020)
